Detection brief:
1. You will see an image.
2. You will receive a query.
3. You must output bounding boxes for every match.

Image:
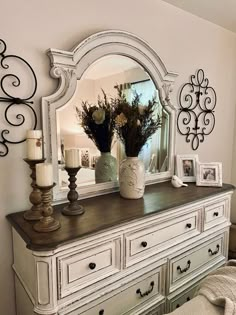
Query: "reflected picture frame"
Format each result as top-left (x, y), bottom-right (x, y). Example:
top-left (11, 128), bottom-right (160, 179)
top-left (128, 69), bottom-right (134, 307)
top-left (90, 154), bottom-right (100, 169)
top-left (80, 148), bottom-right (90, 168)
top-left (196, 162), bottom-right (222, 187)
top-left (176, 154), bottom-right (199, 182)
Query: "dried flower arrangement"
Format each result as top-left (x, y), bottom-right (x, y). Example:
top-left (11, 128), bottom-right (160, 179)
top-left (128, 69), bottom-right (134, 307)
top-left (113, 91), bottom-right (162, 157)
top-left (76, 91), bottom-right (115, 153)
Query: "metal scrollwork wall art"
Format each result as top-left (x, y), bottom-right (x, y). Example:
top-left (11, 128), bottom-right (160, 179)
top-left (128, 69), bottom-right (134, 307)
top-left (0, 39), bottom-right (37, 157)
top-left (177, 69), bottom-right (216, 150)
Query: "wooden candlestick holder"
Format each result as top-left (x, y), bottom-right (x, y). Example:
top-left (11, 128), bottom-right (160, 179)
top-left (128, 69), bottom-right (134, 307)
top-left (62, 167), bottom-right (84, 216)
top-left (33, 183), bottom-right (60, 233)
top-left (23, 158), bottom-right (45, 221)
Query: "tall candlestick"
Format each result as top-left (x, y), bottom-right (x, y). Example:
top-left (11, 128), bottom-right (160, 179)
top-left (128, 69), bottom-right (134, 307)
top-left (26, 130), bottom-right (43, 160)
top-left (65, 149), bottom-right (80, 168)
top-left (62, 167), bottom-right (84, 216)
top-left (36, 163), bottom-right (53, 187)
top-left (23, 158), bottom-right (45, 221)
top-left (33, 183), bottom-right (60, 233)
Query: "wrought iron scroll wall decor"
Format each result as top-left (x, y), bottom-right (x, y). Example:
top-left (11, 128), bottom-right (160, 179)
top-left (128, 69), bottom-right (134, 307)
top-left (0, 39), bottom-right (37, 157)
top-left (177, 69), bottom-right (216, 150)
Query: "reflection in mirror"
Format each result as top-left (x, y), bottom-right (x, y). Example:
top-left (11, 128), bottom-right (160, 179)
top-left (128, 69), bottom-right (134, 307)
top-left (56, 55), bottom-right (169, 189)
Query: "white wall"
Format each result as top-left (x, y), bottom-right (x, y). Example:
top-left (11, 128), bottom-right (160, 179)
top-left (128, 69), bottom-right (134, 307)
top-left (1, 0), bottom-right (236, 314)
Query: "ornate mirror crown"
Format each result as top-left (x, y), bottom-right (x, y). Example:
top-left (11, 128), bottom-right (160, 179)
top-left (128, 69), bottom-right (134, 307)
top-left (42, 30), bottom-right (178, 202)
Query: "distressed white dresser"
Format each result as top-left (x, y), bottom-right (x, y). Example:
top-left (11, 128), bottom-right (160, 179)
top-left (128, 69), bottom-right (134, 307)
top-left (8, 182), bottom-right (234, 315)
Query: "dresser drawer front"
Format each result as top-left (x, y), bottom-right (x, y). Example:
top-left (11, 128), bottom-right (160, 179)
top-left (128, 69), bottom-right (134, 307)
top-left (66, 267), bottom-right (163, 315)
top-left (145, 305), bottom-right (164, 315)
top-left (168, 285), bottom-right (197, 312)
top-left (58, 238), bottom-right (121, 298)
top-left (170, 235), bottom-right (224, 285)
top-left (81, 276), bottom-right (159, 315)
top-left (70, 305), bottom-right (164, 315)
top-left (140, 303), bottom-right (165, 315)
top-left (204, 200), bottom-right (227, 230)
top-left (125, 211), bottom-right (200, 266)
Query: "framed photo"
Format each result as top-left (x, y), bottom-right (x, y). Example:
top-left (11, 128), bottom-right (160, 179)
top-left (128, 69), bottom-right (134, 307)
top-left (90, 154), bottom-right (100, 169)
top-left (148, 154), bottom-right (157, 173)
top-left (196, 162), bottom-right (222, 187)
top-left (80, 148), bottom-right (90, 168)
top-left (176, 154), bottom-right (199, 182)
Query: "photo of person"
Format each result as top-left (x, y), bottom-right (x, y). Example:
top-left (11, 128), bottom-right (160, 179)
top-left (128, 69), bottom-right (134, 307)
top-left (196, 162), bottom-right (222, 187)
top-left (91, 155), bottom-right (99, 169)
top-left (182, 159), bottom-right (194, 177)
top-left (80, 149), bottom-right (90, 168)
top-left (203, 168), bottom-right (216, 181)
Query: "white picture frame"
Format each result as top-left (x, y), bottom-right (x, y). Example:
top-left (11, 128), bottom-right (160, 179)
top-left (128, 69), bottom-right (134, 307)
top-left (196, 162), bottom-right (222, 187)
top-left (176, 154), bottom-right (199, 182)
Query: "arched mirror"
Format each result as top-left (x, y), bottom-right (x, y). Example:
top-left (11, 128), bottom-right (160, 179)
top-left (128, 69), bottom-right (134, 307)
top-left (42, 30), bottom-right (178, 201)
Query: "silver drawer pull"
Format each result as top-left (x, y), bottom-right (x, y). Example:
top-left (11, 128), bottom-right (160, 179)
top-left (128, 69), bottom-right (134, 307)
top-left (141, 241), bottom-right (148, 248)
top-left (208, 244), bottom-right (220, 256)
top-left (177, 260), bottom-right (191, 274)
top-left (136, 281), bottom-right (154, 298)
top-left (99, 310), bottom-right (104, 315)
top-left (186, 223), bottom-right (192, 228)
top-left (89, 262), bottom-right (96, 270)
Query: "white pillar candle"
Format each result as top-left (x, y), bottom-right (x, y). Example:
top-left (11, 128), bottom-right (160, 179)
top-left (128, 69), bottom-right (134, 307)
top-left (36, 163), bottom-right (53, 187)
top-left (26, 130), bottom-right (43, 160)
top-left (65, 149), bottom-right (80, 168)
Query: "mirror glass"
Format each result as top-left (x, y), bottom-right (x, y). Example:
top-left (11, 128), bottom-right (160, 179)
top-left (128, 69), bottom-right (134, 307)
top-left (56, 55), bottom-right (170, 189)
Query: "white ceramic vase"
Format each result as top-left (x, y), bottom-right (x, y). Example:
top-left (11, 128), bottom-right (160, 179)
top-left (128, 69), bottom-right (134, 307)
top-left (119, 157), bottom-right (145, 199)
top-left (95, 152), bottom-right (117, 184)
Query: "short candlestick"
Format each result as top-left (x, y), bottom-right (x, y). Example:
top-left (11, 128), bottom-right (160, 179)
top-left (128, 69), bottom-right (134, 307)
top-left (62, 167), bottom-right (84, 216)
top-left (33, 183), bottom-right (60, 233)
top-left (23, 158), bottom-right (45, 221)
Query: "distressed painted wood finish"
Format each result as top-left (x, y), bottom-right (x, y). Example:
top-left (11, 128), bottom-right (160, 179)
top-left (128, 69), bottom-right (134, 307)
top-left (9, 182), bottom-right (234, 315)
top-left (7, 182), bottom-right (234, 251)
top-left (42, 30), bottom-right (178, 202)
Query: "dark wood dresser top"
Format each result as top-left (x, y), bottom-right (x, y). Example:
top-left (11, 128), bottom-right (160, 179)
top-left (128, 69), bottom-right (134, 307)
top-left (7, 182), bottom-right (234, 251)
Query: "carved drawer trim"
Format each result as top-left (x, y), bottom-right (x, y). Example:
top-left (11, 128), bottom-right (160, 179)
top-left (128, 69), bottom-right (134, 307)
top-left (57, 238), bottom-right (121, 299)
top-left (125, 209), bottom-right (201, 267)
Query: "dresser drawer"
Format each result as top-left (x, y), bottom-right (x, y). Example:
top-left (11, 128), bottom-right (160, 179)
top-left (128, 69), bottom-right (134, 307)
top-left (141, 303), bottom-right (165, 315)
top-left (65, 266), bottom-right (164, 315)
top-left (169, 234), bottom-right (225, 290)
top-left (167, 284), bottom-right (198, 312)
top-left (57, 238), bottom-right (121, 298)
top-left (204, 199), bottom-right (228, 230)
top-left (125, 210), bottom-right (201, 267)
top-left (146, 304), bottom-right (165, 315)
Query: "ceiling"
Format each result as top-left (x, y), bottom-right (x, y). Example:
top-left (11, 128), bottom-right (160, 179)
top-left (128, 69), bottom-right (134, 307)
top-left (162, 0), bottom-right (236, 33)
top-left (83, 55), bottom-right (138, 80)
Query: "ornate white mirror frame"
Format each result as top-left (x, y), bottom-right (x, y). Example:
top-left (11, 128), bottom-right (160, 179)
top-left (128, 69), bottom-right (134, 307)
top-left (41, 30), bottom-right (178, 202)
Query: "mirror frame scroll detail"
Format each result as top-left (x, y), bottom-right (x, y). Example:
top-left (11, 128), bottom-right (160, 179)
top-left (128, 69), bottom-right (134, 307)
top-left (42, 30), bottom-right (178, 202)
